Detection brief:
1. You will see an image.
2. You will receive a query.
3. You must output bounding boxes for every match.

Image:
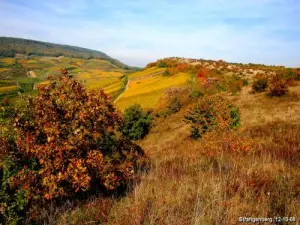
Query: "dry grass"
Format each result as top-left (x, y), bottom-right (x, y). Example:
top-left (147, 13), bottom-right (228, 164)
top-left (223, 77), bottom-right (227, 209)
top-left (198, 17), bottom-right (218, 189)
top-left (106, 89), bottom-right (300, 224)
top-left (228, 85), bottom-right (300, 127)
top-left (58, 83), bottom-right (300, 225)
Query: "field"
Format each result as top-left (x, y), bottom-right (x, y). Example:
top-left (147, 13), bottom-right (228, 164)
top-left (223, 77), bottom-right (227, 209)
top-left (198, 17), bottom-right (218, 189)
top-left (0, 56), bottom-right (134, 99)
top-left (0, 85), bottom-right (18, 93)
top-left (116, 68), bottom-right (189, 110)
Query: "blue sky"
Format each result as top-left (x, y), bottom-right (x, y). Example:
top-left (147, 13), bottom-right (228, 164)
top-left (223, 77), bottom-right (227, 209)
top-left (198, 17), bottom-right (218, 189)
top-left (1, 0), bottom-right (300, 67)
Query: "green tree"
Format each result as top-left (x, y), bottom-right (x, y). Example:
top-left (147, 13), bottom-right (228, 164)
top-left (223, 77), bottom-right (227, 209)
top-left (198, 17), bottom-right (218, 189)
top-left (122, 104), bottom-right (153, 140)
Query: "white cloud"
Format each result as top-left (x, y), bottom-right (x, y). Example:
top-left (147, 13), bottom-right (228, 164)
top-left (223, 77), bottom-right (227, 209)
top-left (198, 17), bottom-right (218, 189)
top-left (0, 0), bottom-right (300, 67)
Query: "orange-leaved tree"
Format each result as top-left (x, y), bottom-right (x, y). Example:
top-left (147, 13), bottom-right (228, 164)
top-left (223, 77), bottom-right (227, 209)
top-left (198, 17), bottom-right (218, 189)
top-left (1, 72), bottom-right (148, 210)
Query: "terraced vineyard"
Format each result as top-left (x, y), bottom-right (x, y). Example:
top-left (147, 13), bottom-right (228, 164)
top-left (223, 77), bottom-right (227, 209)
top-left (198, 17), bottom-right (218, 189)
top-left (115, 67), bottom-right (190, 110)
top-left (0, 55), bottom-right (135, 100)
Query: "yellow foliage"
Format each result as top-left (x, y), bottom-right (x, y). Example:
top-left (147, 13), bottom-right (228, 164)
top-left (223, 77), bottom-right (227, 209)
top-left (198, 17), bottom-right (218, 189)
top-left (115, 72), bottom-right (188, 110)
top-left (0, 68), bottom-right (9, 72)
top-left (103, 81), bottom-right (122, 94)
top-left (26, 59), bottom-right (38, 64)
top-left (125, 72), bottom-right (188, 97)
top-left (0, 86), bottom-right (18, 93)
top-left (128, 67), bottom-right (165, 79)
top-left (116, 89), bottom-right (163, 110)
top-left (0, 58), bottom-right (14, 65)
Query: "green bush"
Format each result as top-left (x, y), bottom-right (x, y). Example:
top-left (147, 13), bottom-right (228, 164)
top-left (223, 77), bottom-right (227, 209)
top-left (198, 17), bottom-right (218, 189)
top-left (122, 104), bottom-right (153, 140)
top-left (163, 70), bottom-right (171, 77)
top-left (229, 106), bottom-right (241, 129)
top-left (18, 82), bottom-right (34, 92)
top-left (0, 155), bottom-right (28, 225)
top-left (164, 97), bottom-right (182, 117)
top-left (252, 78), bottom-right (268, 93)
top-left (184, 96), bottom-right (240, 139)
top-left (189, 89), bottom-right (204, 99)
top-left (242, 79), bottom-right (249, 86)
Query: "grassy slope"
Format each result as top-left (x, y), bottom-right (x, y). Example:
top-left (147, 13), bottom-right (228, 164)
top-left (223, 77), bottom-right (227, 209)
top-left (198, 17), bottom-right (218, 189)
top-left (59, 80), bottom-right (300, 224)
top-left (115, 67), bottom-right (189, 110)
top-left (107, 85), bottom-right (300, 224)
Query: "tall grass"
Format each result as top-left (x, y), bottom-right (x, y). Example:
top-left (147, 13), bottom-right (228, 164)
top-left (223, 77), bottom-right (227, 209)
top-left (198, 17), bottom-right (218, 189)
top-left (57, 84), bottom-right (300, 225)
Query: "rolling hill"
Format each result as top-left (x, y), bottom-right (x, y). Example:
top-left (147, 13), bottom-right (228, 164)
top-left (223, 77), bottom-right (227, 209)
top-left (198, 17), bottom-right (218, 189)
top-left (0, 37), bottom-right (144, 101)
top-left (0, 37), bottom-right (134, 69)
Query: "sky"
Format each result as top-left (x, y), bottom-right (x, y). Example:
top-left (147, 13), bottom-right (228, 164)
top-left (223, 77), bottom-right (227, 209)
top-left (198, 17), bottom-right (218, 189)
top-left (1, 0), bottom-right (300, 67)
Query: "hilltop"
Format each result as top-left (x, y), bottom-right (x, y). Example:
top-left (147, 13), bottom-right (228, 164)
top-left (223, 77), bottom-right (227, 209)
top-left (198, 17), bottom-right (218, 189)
top-left (0, 37), bottom-right (141, 101)
top-left (114, 56), bottom-right (300, 110)
top-left (0, 37), bottom-right (133, 69)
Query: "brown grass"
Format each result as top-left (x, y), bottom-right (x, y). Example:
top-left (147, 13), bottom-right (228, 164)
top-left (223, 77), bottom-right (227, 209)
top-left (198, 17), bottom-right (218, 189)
top-left (57, 85), bottom-right (300, 225)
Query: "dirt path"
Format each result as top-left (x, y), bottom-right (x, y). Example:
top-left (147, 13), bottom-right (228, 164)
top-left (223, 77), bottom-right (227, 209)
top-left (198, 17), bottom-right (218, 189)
top-left (114, 80), bottom-right (130, 104)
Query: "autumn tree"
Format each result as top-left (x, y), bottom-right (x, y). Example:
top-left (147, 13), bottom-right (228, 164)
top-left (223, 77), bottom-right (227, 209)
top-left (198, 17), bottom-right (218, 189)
top-left (0, 72), bottom-right (148, 223)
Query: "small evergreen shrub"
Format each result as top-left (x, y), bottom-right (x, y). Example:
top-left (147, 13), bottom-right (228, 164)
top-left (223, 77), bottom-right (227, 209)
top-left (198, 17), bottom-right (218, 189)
top-left (229, 106), bottom-right (241, 129)
top-left (164, 97), bottom-right (182, 117)
top-left (184, 96), bottom-right (240, 139)
top-left (122, 104), bottom-right (153, 140)
top-left (189, 89), bottom-right (204, 99)
top-left (242, 79), bottom-right (249, 86)
top-left (18, 82), bottom-right (35, 92)
top-left (163, 70), bottom-right (171, 77)
top-left (252, 77), bottom-right (268, 93)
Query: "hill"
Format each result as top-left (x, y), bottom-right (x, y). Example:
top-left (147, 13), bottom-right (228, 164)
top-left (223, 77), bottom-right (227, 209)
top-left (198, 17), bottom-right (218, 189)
top-left (114, 57), bottom-right (300, 110)
top-left (58, 57), bottom-right (300, 224)
top-left (0, 37), bottom-right (133, 69)
top-left (1, 54), bottom-right (300, 224)
top-left (0, 37), bottom-right (141, 101)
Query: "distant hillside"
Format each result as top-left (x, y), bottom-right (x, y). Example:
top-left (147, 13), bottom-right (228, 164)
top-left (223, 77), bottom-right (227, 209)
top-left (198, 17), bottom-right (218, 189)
top-left (0, 37), bottom-right (132, 69)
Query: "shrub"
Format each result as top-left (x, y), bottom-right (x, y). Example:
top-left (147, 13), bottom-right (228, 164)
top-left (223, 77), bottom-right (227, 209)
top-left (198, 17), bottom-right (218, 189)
top-left (164, 97), bottom-right (182, 116)
top-left (0, 154), bottom-right (28, 225)
top-left (189, 89), bottom-right (204, 99)
top-left (163, 70), bottom-right (171, 77)
top-left (184, 96), bottom-right (240, 139)
top-left (122, 104), bottom-right (153, 141)
top-left (229, 106), bottom-right (241, 129)
top-left (0, 73), bottom-right (148, 223)
top-left (157, 60), bottom-right (167, 68)
top-left (281, 68), bottom-right (300, 81)
top-left (242, 79), bottom-right (248, 86)
top-left (228, 80), bottom-right (243, 96)
top-left (0, 98), bottom-right (15, 120)
top-left (269, 75), bottom-right (289, 96)
top-left (18, 82), bottom-right (35, 92)
top-left (252, 77), bottom-right (268, 93)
